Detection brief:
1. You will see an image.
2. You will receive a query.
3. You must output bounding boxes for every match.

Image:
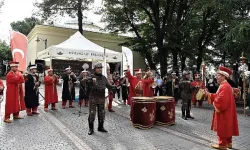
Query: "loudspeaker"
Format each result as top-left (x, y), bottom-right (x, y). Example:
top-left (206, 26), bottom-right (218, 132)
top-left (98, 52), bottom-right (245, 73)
top-left (35, 59), bottom-right (45, 73)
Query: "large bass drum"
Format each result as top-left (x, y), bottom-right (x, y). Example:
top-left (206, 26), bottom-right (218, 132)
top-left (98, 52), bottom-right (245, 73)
top-left (154, 96), bottom-right (175, 126)
top-left (131, 97), bottom-right (156, 129)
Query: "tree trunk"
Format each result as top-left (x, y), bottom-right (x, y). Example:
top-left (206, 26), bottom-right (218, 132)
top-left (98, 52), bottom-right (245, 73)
top-left (159, 48), bottom-right (168, 76)
top-left (223, 51), bottom-right (226, 66)
top-left (172, 49), bottom-right (178, 74)
top-left (180, 54), bottom-right (186, 72)
top-left (77, 0), bottom-right (83, 34)
top-left (196, 48), bottom-right (203, 72)
top-left (145, 51), bottom-right (156, 70)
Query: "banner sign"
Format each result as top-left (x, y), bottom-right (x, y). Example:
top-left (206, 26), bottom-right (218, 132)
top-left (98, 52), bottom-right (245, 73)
top-left (50, 48), bottom-right (122, 62)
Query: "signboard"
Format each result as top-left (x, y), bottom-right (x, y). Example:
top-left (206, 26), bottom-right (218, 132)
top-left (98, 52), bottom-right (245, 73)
top-left (52, 59), bottom-right (92, 77)
top-left (50, 48), bottom-right (122, 62)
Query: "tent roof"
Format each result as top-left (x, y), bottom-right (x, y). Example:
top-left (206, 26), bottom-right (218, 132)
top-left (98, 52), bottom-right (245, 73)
top-left (54, 31), bottom-right (120, 54)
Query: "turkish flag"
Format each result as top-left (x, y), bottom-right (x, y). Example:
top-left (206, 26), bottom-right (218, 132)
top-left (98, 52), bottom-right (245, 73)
top-left (10, 31), bottom-right (28, 72)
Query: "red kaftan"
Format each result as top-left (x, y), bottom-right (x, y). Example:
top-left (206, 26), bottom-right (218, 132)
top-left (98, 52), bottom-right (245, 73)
top-left (5, 71), bottom-right (26, 115)
top-left (209, 81), bottom-right (239, 137)
top-left (143, 79), bottom-right (154, 97)
top-left (126, 71), bottom-right (154, 105)
top-left (16, 71), bottom-right (25, 111)
top-left (44, 75), bottom-right (58, 105)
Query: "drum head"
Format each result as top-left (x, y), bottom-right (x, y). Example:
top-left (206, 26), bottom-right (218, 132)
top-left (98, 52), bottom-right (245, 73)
top-left (154, 96), bottom-right (174, 101)
top-left (132, 97), bottom-right (154, 101)
top-left (154, 96), bottom-right (174, 100)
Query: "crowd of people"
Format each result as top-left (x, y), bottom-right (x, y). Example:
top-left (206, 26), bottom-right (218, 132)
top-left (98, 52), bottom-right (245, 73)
top-left (1, 61), bottom-right (242, 149)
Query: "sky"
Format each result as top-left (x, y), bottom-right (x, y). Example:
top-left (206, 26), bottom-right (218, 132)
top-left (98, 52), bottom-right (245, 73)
top-left (0, 0), bottom-right (103, 42)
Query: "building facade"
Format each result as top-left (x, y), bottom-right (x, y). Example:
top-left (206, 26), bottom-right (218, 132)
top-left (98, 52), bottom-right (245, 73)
top-left (27, 25), bottom-right (146, 71)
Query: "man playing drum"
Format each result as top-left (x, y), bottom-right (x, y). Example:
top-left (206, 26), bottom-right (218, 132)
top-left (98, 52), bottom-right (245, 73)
top-left (126, 68), bottom-right (154, 105)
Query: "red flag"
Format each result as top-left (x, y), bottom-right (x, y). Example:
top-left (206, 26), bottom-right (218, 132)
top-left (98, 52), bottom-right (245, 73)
top-left (10, 31), bottom-right (28, 72)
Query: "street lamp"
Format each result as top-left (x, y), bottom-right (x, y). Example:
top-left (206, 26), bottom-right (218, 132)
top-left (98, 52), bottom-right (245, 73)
top-left (36, 37), bottom-right (47, 49)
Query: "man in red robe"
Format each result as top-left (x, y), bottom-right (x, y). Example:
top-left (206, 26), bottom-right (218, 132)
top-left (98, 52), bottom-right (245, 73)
top-left (107, 66), bottom-right (115, 112)
top-left (205, 66), bottom-right (239, 150)
top-left (191, 73), bottom-right (205, 107)
top-left (143, 71), bottom-right (154, 97)
top-left (4, 61), bottom-right (26, 123)
top-left (44, 68), bottom-right (59, 111)
top-left (126, 68), bottom-right (153, 105)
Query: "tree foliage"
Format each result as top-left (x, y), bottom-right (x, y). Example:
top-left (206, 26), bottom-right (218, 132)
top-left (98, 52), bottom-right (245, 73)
top-left (10, 17), bottom-right (42, 36)
top-left (35, 0), bottom-right (94, 34)
top-left (100, 0), bottom-right (250, 74)
top-left (0, 41), bottom-right (12, 61)
top-left (100, 0), bottom-right (194, 75)
top-left (0, 0), bottom-right (4, 11)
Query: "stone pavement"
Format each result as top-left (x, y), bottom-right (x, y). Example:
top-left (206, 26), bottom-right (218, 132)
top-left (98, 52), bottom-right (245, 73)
top-left (112, 99), bottom-right (250, 150)
top-left (0, 81), bottom-right (249, 150)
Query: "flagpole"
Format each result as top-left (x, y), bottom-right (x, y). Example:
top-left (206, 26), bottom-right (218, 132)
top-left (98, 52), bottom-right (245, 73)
top-left (9, 30), bottom-right (14, 61)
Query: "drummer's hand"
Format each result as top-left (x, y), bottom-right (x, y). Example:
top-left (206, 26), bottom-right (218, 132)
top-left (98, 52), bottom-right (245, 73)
top-left (0, 86), bottom-right (3, 90)
top-left (204, 88), bottom-right (210, 96)
top-left (148, 71), bottom-right (153, 77)
top-left (35, 82), bottom-right (40, 87)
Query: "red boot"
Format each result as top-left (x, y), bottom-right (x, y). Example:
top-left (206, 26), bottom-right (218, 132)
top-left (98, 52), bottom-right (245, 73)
top-left (85, 99), bottom-right (89, 107)
top-left (26, 108), bottom-right (33, 116)
top-left (78, 99), bottom-right (83, 107)
top-left (69, 100), bottom-right (75, 108)
top-left (62, 101), bottom-right (67, 109)
top-left (32, 107), bottom-right (40, 115)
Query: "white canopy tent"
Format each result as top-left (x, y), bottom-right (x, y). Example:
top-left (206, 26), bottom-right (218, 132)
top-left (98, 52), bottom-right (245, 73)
top-left (37, 31), bottom-right (122, 64)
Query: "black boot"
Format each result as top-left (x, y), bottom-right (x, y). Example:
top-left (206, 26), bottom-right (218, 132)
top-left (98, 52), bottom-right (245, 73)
top-left (186, 110), bottom-right (194, 119)
top-left (88, 120), bottom-right (94, 135)
top-left (98, 120), bottom-right (108, 133)
top-left (181, 106), bottom-right (187, 120)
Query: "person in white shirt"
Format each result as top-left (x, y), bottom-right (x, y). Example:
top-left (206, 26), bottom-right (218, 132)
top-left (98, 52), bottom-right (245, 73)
top-left (154, 75), bottom-right (163, 96)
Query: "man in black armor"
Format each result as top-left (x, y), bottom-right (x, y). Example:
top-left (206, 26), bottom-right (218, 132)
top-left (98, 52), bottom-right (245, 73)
top-left (78, 70), bottom-right (89, 107)
top-left (62, 67), bottom-right (77, 109)
top-left (179, 71), bottom-right (196, 120)
top-left (25, 65), bottom-right (40, 116)
top-left (120, 70), bottom-right (129, 105)
top-left (87, 63), bottom-right (116, 135)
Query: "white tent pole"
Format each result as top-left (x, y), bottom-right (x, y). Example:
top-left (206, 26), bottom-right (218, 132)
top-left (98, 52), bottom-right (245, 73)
top-left (103, 47), bottom-right (107, 77)
top-left (104, 47), bottom-right (108, 102)
top-left (121, 53), bottom-right (123, 77)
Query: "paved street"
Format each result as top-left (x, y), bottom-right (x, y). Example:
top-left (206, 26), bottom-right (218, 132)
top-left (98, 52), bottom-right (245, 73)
top-left (0, 81), bottom-right (250, 150)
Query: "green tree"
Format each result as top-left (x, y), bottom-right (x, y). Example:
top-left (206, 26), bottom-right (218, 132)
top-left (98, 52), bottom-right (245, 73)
top-left (211, 0), bottom-right (250, 66)
top-left (35, 0), bottom-right (94, 34)
top-left (101, 0), bottom-right (250, 74)
top-left (100, 0), bottom-right (192, 75)
top-left (0, 0), bottom-right (4, 10)
top-left (0, 41), bottom-right (12, 61)
top-left (10, 17), bottom-right (42, 36)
